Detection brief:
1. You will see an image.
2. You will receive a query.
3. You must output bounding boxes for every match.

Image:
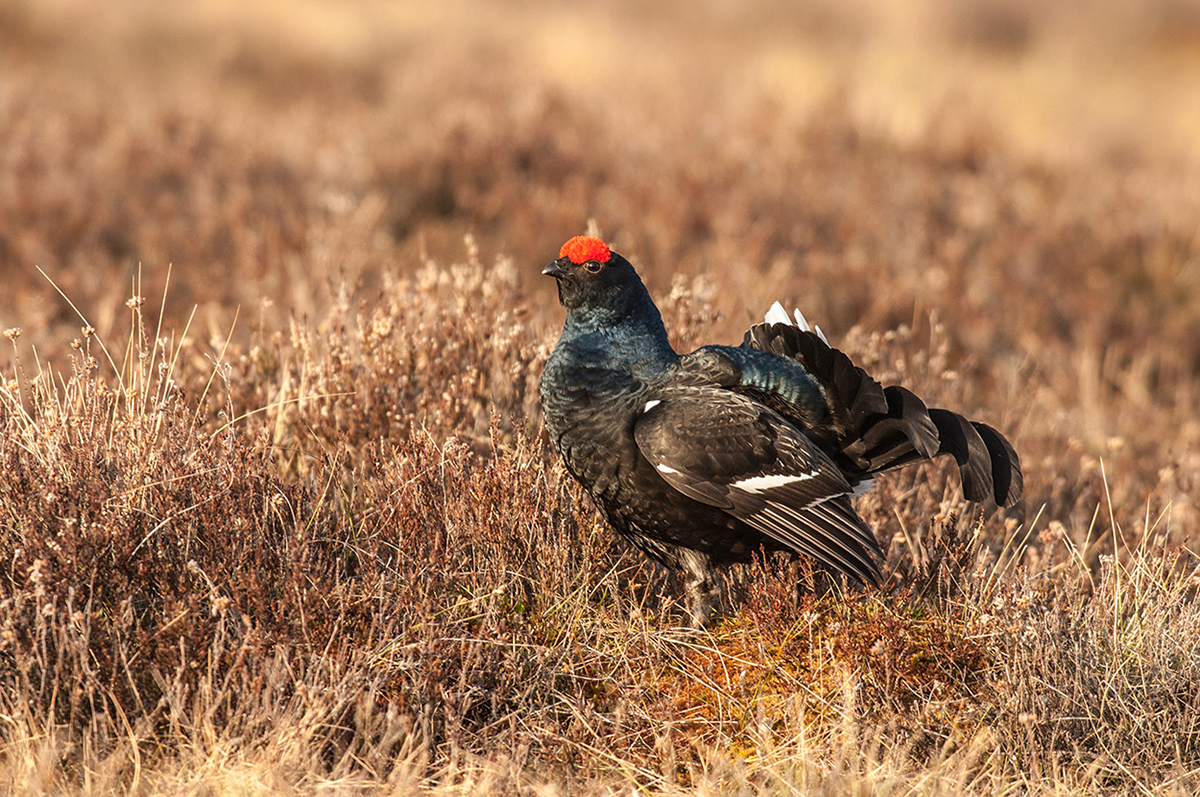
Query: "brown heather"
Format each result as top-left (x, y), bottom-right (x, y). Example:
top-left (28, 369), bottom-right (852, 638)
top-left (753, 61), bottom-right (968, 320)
top-left (2, 1), bottom-right (1200, 794)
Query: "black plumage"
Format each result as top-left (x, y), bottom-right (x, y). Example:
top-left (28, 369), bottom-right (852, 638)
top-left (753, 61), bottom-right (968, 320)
top-left (539, 236), bottom-right (1022, 625)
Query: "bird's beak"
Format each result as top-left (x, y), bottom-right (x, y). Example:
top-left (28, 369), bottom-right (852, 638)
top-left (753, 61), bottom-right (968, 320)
top-left (542, 259), bottom-right (569, 279)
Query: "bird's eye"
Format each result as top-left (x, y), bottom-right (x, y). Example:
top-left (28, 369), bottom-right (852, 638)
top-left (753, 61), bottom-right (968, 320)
top-left (583, 260), bottom-right (603, 273)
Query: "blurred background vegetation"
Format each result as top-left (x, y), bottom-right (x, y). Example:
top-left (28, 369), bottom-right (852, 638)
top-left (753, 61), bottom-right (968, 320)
top-left (4, 0), bottom-right (1199, 330)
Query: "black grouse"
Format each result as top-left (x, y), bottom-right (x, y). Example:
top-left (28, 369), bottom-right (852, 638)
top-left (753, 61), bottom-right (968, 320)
top-left (539, 235), bottom-right (1022, 625)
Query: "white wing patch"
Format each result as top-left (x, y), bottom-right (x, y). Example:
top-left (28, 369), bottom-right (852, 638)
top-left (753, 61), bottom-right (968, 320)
top-left (643, 399), bottom-right (661, 412)
top-left (850, 478), bottom-right (876, 499)
top-left (656, 463), bottom-right (680, 475)
top-left (732, 472), bottom-right (815, 493)
top-left (765, 301), bottom-right (830, 344)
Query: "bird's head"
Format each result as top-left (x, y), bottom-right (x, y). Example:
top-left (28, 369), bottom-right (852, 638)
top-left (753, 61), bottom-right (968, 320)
top-left (543, 236), bottom-right (644, 315)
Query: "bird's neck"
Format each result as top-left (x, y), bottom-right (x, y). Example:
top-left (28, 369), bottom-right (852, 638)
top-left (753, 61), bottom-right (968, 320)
top-left (560, 286), bottom-right (678, 370)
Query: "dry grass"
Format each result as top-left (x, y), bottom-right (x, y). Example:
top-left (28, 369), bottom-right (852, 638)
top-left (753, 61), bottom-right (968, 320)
top-left (2, 1), bottom-right (1200, 793)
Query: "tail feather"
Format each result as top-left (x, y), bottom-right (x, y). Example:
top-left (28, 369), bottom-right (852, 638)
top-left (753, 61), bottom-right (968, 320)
top-left (881, 385), bottom-right (940, 459)
top-left (846, 386), bottom-right (937, 470)
top-left (741, 318), bottom-right (1023, 507)
top-left (972, 422), bottom-right (1023, 507)
top-left (741, 322), bottom-right (889, 433)
top-left (927, 408), bottom-right (994, 503)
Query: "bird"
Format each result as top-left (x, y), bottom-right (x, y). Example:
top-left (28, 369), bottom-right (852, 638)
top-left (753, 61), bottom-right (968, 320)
top-left (539, 235), bottom-right (1022, 626)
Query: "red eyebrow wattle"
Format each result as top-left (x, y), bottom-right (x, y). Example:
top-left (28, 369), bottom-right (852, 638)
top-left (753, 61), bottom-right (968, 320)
top-left (559, 236), bottom-right (612, 265)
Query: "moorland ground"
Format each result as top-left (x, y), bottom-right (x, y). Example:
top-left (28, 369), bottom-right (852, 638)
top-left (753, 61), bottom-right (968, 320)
top-left (2, 1), bottom-right (1200, 793)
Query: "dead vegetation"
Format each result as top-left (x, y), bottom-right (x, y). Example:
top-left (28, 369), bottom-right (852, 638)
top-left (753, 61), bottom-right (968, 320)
top-left (1, 0), bottom-right (1199, 793)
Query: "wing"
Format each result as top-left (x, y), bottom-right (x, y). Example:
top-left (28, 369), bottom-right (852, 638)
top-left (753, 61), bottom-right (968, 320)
top-left (633, 387), bottom-right (882, 585)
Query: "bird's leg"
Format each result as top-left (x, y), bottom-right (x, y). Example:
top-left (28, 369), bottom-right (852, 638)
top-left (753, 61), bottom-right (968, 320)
top-left (678, 548), bottom-right (720, 629)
